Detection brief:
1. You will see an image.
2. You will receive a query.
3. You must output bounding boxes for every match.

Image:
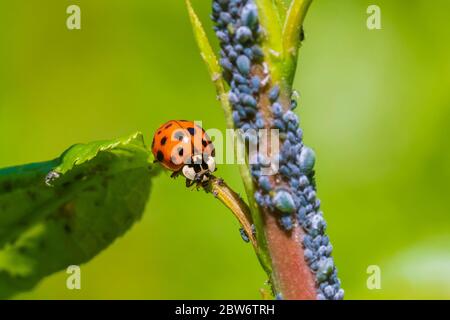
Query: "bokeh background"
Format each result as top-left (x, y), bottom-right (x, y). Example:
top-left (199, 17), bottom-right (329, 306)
top-left (0, 0), bottom-right (449, 299)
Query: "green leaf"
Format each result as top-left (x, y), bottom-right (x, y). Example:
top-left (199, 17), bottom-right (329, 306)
top-left (282, 0), bottom-right (313, 84)
top-left (185, 0), bottom-right (234, 129)
top-left (0, 132), bottom-right (159, 298)
top-left (185, 0), bottom-right (221, 86)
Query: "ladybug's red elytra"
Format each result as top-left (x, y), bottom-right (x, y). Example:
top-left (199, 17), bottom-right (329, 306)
top-left (152, 120), bottom-right (216, 186)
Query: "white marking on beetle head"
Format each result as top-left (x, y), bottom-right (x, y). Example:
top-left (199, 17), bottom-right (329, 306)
top-left (182, 165), bottom-right (196, 181)
top-left (182, 154), bottom-right (215, 182)
top-left (206, 155), bottom-right (216, 173)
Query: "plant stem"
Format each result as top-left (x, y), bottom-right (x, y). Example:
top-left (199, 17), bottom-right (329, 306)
top-left (192, 0), bottom-right (344, 300)
top-left (282, 0), bottom-right (313, 85)
top-left (251, 65), bottom-right (317, 299)
top-left (203, 175), bottom-right (274, 276)
top-left (204, 175), bottom-right (256, 248)
top-left (262, 209), bottom-right (317, 299)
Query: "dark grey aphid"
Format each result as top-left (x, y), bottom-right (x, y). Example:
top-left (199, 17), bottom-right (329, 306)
top-left (239, 227), bottom-right (250, 243)
top-left (236, 26), bottom-right (253, 43)
top-left (241, 3), bottom-right (259, 29)
top-left (269, 85), bottom-right (280, 102)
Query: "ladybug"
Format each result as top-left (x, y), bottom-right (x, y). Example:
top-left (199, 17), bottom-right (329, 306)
top-left (152, 120), bottom-right (216, 187)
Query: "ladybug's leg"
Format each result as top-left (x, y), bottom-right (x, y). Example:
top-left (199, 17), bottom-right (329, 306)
top-left (201, 180), bottom-right (209, 189)
top-left (171, 170), bottom-right (182, 179)
top-left (185, 179), bottom-right (193, 188)
top-left (200, 173), bottom-right (211, 189)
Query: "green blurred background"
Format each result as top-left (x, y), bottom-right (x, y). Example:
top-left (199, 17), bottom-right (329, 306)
top-left (0, 0), bottom-right (449, 299)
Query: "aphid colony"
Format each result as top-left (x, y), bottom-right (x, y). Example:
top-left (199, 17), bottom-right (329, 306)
top-left (152, 120), bottom-right (216, 187)
top-left (211, 0), bottom-right (343, 300)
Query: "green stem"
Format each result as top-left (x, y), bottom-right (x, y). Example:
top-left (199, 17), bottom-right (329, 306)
top-left (187, 0), bottom-right (316, 299)
top-left (204, 175), bottom-right (256, 247)
top-left (282, 0), bottom-right (313, 85)
top-left (203, 175), bottom-right (272, 276)
top-left (253, 0), bottom-right (316, 299)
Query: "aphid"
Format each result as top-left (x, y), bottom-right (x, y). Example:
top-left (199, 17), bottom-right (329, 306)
top-left (243, 48), bottom-right (254, 60)
top-left (316, 258), bottom-right (334, 282)
top-left (219, 12), bottom-right (232, 24)
top-left (236, 55), bottom-right (251, 75)
top-left (283, 111), bottom-right (299, 125)
top-left (241, 94), bottom-right (257, 108)
top-left (255, 118), bottom-right (265, 129)
top-left (300, 26), bottom-right (305, 42)
top-left (216, 31), bottom-right (230, 43)
top-left (251, 45), bottom-right (264, 61)
top-left (273, 119), bottom-right (286, 131)
top-left (272, 102), bottom-right (283, 117)
top-left (152, 120), bottom-right (216, 187)
top-left (298, 147), bottom-right (316, 174)
top-left (250, 76), bottom-right (261, 92)
top-left (258, 176), bottom-right (272, 192)
top-left (236, 26), bottom-right (253, 43)
top-left (280, 215), bottom-right (294, 231)
top-left (304, 249), bottom-right (315, 262)
top-left (220, 58), bottom-right (233, 71)
top-left (273, 189), bottom-right (296, 214)
top-left (334, 289), bottom-right (345, 300)
top-left (299, 175), bottom-right (309, 188)
top-left (229, 91), bottom-right (239, 104)
top-left (269, 85), bottom-right (280, 102)
top-left (239, 227), bottom-right (250, 243)
top-left (241, 3), bottom-right (258, 29)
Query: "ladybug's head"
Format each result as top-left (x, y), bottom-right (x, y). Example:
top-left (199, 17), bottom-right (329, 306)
top-left (182, 154), bottom-right (216, 182)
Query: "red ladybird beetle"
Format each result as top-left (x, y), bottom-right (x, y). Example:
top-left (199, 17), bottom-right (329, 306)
top-left (152, 120), bottom-right (216, 186)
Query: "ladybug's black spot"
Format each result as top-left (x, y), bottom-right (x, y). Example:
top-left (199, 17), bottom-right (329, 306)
top-left (156, 151), bottom-right (164, 162)
top-left (202, 140), bottom-right (208, 147)
top-left (157, 130), bottom-right (161, 135)
top-left (211, 148), bottom-right (216, 157)
top-left (201, 162), bottom-right (209, 170)
top-left (178, 148), bottom-right (184, 156)
top-left (165, 123), bottom-right (173, 129)
top-left (161, 137), bottom-right (167, 146)
top-left (187, 127), bottom-right (195, 136)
